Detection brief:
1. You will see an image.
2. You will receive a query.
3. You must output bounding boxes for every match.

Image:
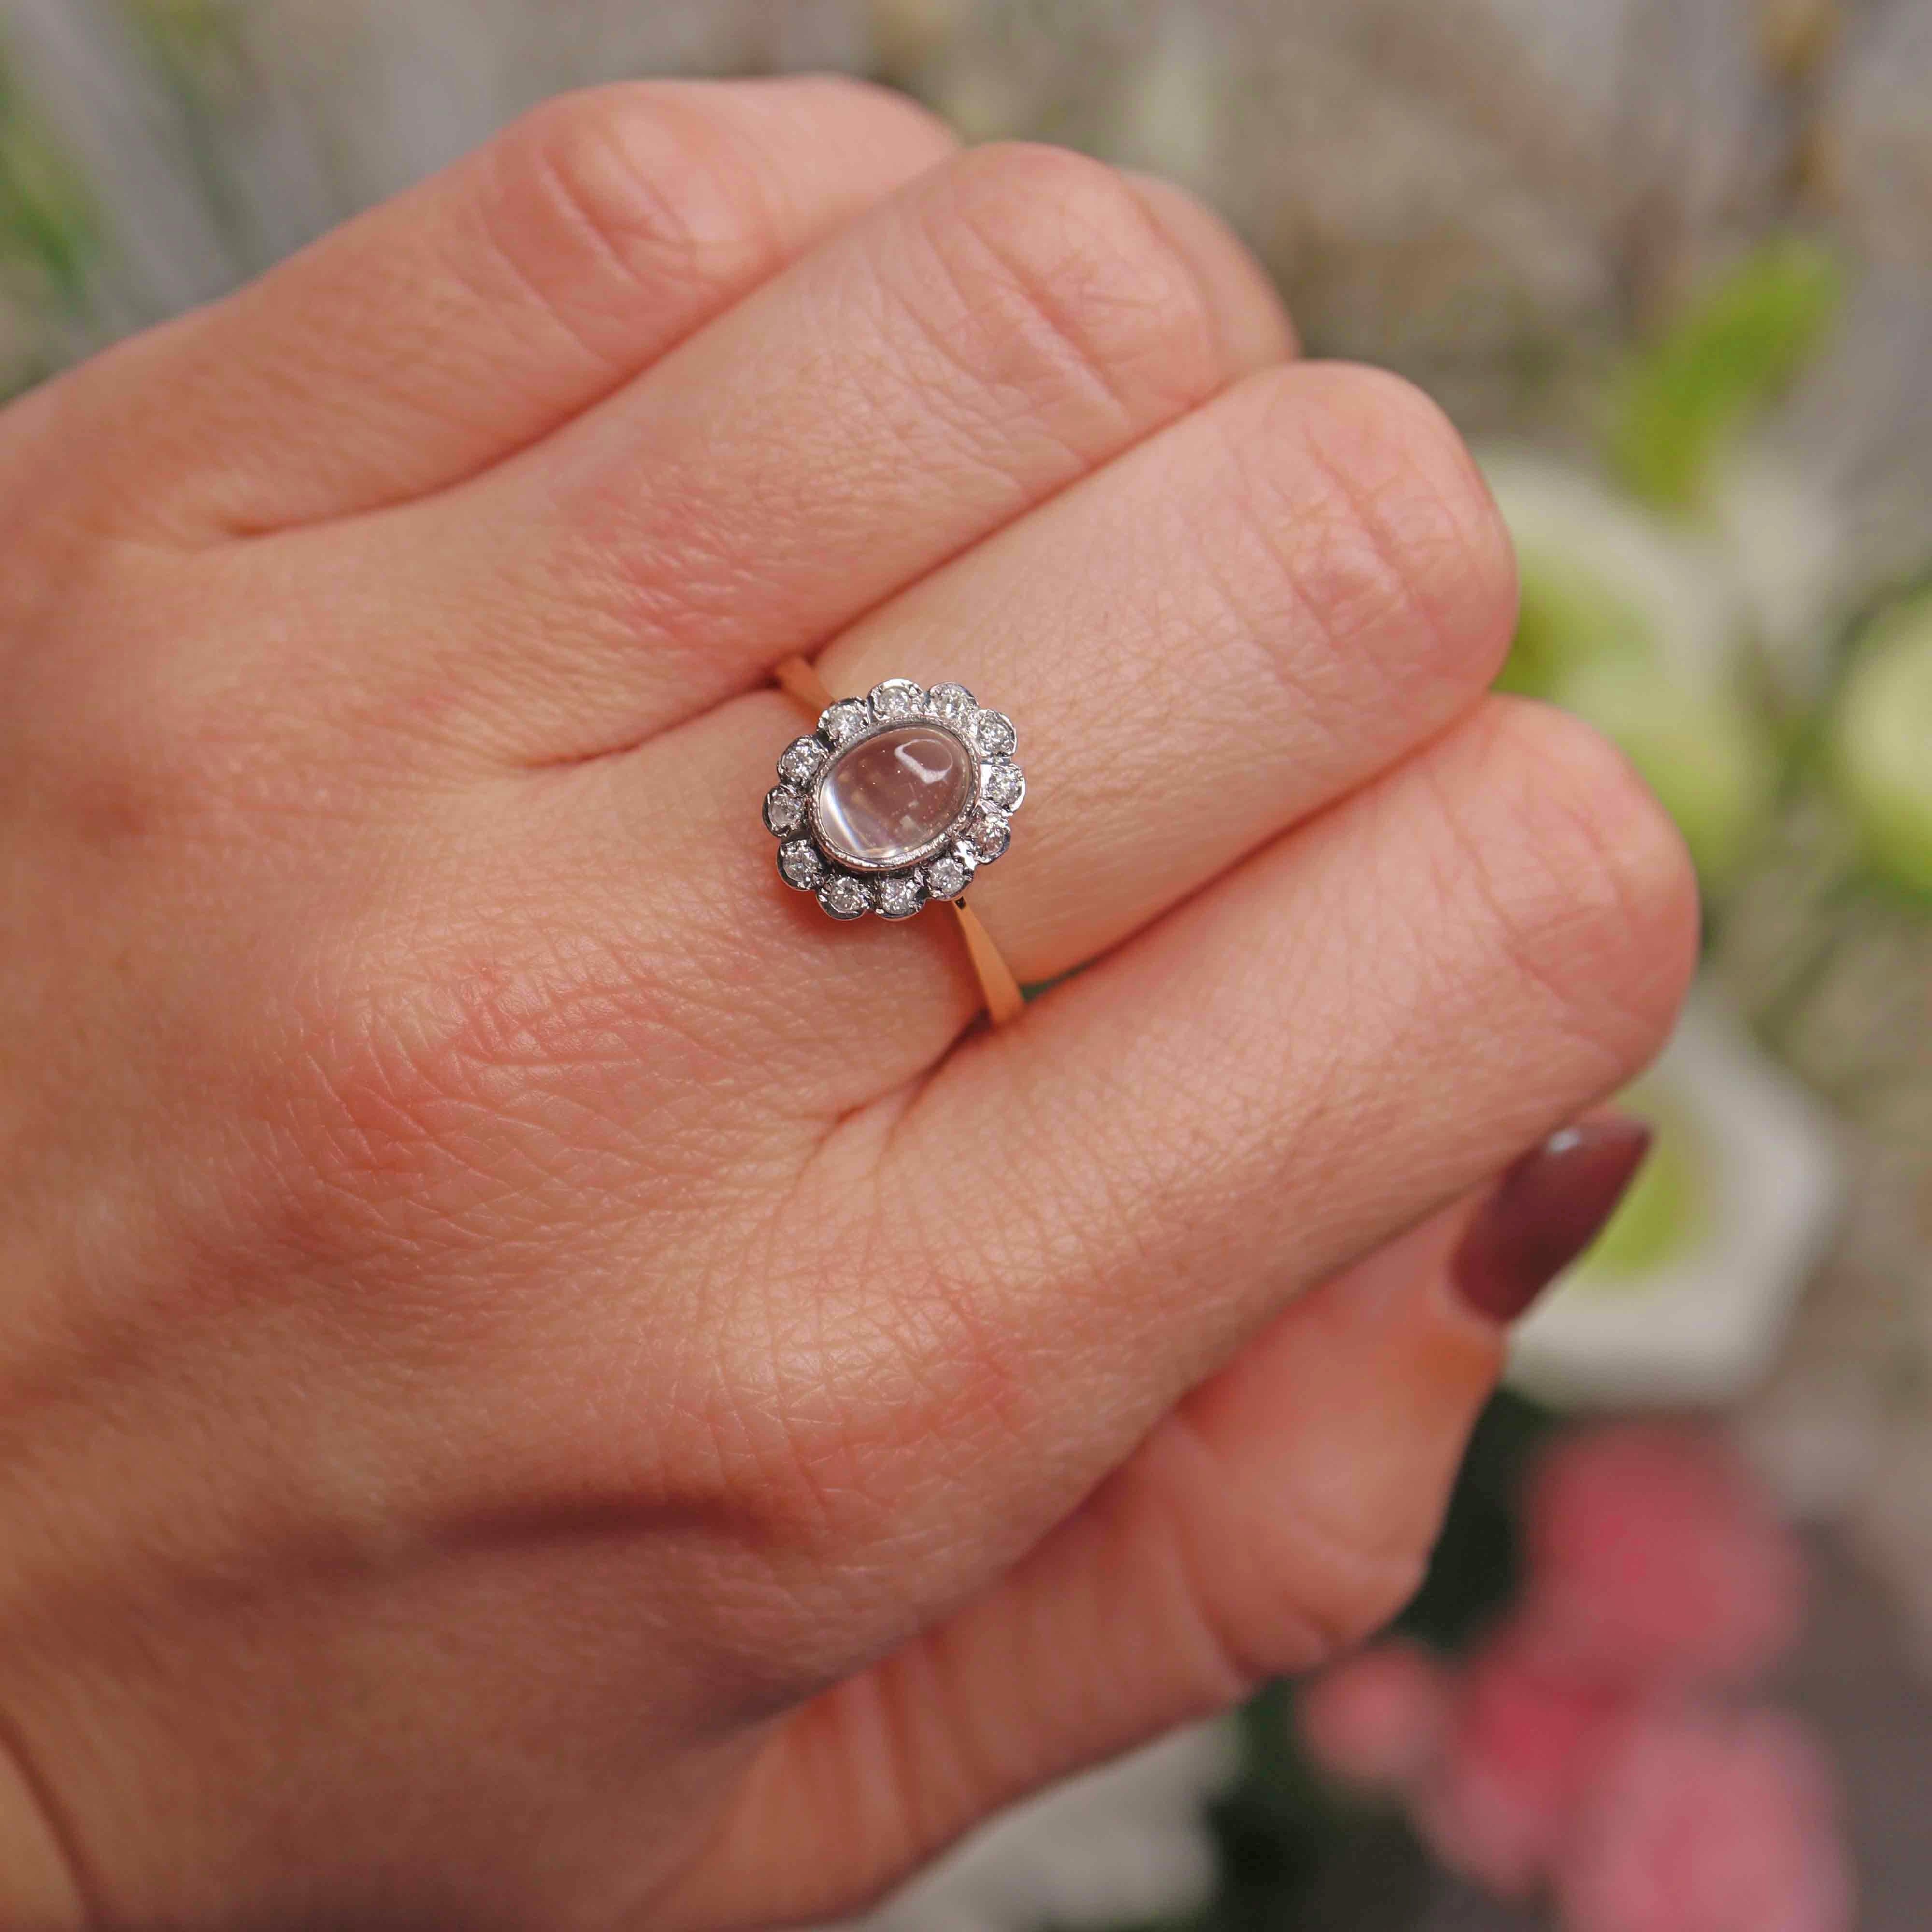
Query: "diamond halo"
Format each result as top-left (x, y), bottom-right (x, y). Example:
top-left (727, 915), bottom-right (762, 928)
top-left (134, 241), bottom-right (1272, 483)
top-left (765, 679), bottom-right (1025, 920)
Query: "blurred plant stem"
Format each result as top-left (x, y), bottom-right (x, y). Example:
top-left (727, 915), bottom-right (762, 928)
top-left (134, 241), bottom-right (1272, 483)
top-left (0, 49), bottom-right (97, 302)
top-left (1608, 238), bottom-right (1844, 515)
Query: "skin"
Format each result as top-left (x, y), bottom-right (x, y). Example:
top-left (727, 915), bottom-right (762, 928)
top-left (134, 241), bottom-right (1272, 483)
top-left (0, 76), bottom-right (1697, 1932)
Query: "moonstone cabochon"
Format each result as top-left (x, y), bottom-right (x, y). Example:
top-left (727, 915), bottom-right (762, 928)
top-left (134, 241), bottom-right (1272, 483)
top-left (765, 680), bottom-right (1021, 919)
top-left (812, 724), bottom-right (976, 872)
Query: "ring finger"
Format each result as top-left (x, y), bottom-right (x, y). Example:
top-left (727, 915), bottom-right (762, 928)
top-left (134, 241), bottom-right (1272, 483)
top-left (500, 352), bottom-right (1518, 1104)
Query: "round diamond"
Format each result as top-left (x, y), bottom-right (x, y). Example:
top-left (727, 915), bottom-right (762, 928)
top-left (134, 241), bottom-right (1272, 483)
top-left (817, 874), bottom-right (870, 920)
top-left (962, 809), bottom-right (1010, 863)
top-left (923, 853), bottom-right (970, 901)
top-left (778, 840), bottom-right (825, 890)
top-left (974, 710), bottom-right (1017, 758)
top-left (927, 682), bottom-right (978, 728)
top-left (763, 786), bottom-right (807, 837)
top-left (981, 761), bottom-right (1025, 812)
top-left (869, 679), bottom-right (925, 722)
top-left (778, 736), bottom-right (828, 787)
top-left (875, 874), bottom-right (923, 920)
top-left (819, 699), bottom-right (871, 745)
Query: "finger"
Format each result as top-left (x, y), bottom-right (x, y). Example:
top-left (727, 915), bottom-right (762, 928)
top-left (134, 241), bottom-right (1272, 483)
top-left (1112, 170), bottom-right (1300, 376)
top-left (903, 697), bottom-right (1694, 1421)
top-left (512, 356), bottom-right (1514, 1101)
top-left (742, 699), bottom-right (1694, 1646)
top-left (51, 79), bottom-right (958, 539)
top-left (661, 1122), bottom-right (1652, 1925)
top-left (818, 358), bottom-right (1508, 974)
top-left (336, 142), bottom-right (1295, 759)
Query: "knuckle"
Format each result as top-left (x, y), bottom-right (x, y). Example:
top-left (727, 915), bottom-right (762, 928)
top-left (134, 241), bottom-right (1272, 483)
top-left (1450, 698), bottom-right (1701, 1077)
top-left (1285, 1537), bottom-right (1431, 1664)
top-left (482, 83), bottom-right (781, 356)
top-left (18, 598), bottom-right (269, 860)
top-left (1187, 1495), bottom-right (1430, 1683)
top-left (1237, 363), bottom-right (1517, 705)
top-left (921, 142), bottom-right (1227, 428)
top-left (1151, 1415), bottom-right (1440, 1689)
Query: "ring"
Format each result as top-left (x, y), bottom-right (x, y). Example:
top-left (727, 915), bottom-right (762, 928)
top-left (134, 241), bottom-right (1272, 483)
top-left (767, 656), bottom-right (1026, 1025)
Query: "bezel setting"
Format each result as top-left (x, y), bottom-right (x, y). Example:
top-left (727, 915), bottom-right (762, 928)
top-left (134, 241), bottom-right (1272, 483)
top-left (766, 679), bottom-right (1024, 919)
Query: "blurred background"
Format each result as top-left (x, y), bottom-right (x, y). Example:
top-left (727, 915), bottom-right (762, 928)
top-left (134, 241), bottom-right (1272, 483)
top-left (2, 1), bottom-right (1928, 1927)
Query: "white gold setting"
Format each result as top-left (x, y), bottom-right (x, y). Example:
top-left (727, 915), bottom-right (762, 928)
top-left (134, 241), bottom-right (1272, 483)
top-left (766, 679), bottom-right (1024, 920)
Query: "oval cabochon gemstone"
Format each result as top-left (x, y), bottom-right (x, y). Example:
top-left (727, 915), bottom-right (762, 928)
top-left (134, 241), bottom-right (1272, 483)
top-left (814, 725), bottom-right (974, 870)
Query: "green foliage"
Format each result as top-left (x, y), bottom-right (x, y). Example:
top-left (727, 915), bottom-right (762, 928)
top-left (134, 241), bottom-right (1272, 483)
top-left (0, 58), bottom-right (98, 302)
top-left (1557, 656), bottom-right (1775, 887)
top-left (1608, 238), bottom-right (1844, 513)
top-left (126, 0), bottom-right (249, 99)
top-left (132, 0), bottom-right (238, 59)
top-left (1496, 545), bottom-right (1654, 699)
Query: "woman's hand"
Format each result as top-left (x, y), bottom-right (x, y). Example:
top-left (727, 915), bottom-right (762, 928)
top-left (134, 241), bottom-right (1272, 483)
top-left (0, 77), bottom-right (1694, 1929)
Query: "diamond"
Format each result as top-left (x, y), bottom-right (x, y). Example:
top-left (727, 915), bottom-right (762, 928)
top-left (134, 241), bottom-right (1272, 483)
top-left (763, 786), bottom-right (807, 836)
top-left (869, 679), bottom-right (925, 722)
top-left (927, 682), bottom-right (978, 728)
top-left (778, 840), bottom-right (825, 890)
top-left (973, 710), bottom-right (1017, 758)
top-left (875, 874), bottom-right (923, 920)
top-left (819, 699), bottom-right (871, 745)
top-left (923, 853), bottom-right (971, 901)
top-left (817, 874), bottom-right (870, 920)
top-left (961, 809), bottom-right (1010, 863)
top-left (778, 736), bottom-right (828, 787)
top-left (981, 761), bottom-right (1025, 812)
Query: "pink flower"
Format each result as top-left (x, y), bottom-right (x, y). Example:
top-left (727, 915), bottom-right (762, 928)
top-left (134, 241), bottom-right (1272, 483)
top-left (1519, 1424), bottom-right (1805, 1689)
top-left (1290, 1424), bottom-right (1852, 1931)
top-left (1297, 1639), bottom-right (1449, 1793)
top-left (1558, 1704), bottom-right (1854, 1932)
top-left (1410, 1639), bottom-right (1631, 1896)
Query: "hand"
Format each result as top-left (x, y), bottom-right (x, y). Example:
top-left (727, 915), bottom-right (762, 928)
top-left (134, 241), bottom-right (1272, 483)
top-left (0, 78), bottom-right (1694, 1929)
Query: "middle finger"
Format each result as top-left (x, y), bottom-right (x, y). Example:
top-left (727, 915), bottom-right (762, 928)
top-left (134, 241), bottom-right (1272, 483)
top-left (333, 143), bottom-right (1292, 764)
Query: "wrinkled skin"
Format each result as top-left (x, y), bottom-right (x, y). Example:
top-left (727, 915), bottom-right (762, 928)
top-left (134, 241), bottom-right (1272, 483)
top-left (0, 78), bottom-right (1696, 1931)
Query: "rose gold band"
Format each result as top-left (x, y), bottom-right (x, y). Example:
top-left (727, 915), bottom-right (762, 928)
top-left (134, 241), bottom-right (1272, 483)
top-left (773, 655), bottom-right (1025, 1027)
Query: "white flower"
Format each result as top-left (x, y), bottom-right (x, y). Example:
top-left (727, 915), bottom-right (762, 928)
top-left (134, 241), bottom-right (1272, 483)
top-left (1480, 450), bottom-right (1777, 886)
top-left (1831, 590), bottom-right (1932, 897)
top-left (1708, 452), bottom-right (1850, 702)
top-left (1482, 449), bottom-right (1744, 694)
top-left (1507, 990), bottom-right (1843, 1410)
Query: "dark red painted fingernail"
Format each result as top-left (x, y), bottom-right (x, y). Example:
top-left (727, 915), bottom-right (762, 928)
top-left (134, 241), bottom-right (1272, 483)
top-left (1450, 1117), bottom-right (1653, 1325)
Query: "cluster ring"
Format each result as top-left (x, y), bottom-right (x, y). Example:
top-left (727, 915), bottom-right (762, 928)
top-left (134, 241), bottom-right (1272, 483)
top-left (763, 678), bottom-right (1026, 924)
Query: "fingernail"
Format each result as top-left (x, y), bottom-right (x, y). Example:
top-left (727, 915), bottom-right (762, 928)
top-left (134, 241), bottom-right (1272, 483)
top-left (1450, 1117), bottom-right (1652, 1325)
